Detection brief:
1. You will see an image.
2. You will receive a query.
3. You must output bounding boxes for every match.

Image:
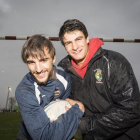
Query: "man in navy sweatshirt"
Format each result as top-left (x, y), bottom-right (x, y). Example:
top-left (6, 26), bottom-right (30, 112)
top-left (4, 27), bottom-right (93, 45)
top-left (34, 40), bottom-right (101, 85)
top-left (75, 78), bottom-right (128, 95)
top-left (16, 34), bottom-right (84, 140)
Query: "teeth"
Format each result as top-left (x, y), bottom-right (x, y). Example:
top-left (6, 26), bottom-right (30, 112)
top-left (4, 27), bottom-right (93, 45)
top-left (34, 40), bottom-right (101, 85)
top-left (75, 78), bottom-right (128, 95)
top-left (40, 72), bottom-right (44, 75)
top-left (37, 72), bottom-right (45, 75)
top-left (74, 50), bottom-right (81, 54)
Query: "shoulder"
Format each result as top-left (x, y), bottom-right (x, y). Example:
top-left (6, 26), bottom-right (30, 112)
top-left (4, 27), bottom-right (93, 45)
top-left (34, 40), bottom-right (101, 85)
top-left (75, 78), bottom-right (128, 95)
top-left (104, 49), bottom-right (131, 67)
top-left (15, 73), bottom-right (35, 96)
top-left (57, 55), bottom-right (71, 70)
top-left (54, 67), bottom-right (71, 90)
top-left (55, 67), bottom-right (71, 82)
top-left (103, 49), bottom-right (132, 78)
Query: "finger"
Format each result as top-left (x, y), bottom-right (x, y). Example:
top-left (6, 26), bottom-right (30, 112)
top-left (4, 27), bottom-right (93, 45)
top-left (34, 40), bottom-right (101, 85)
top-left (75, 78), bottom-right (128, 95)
top-left (65, 106), bottom-right (69, 111)
top-left (66, 99), bottom-right (73, 105)
top-left (56, 98), bottom-right (60, 101)
top-left (66, 98), bottom-right (73, 103)
top-left (65, 98), bottom-right (70, 101)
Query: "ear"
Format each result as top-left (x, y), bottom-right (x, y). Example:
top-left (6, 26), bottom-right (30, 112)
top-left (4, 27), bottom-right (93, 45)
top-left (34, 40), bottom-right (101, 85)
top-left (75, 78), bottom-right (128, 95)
top-left (53, 56), bottom-right (56, 63)
top-left (86, 36), bottom-right (89, 44)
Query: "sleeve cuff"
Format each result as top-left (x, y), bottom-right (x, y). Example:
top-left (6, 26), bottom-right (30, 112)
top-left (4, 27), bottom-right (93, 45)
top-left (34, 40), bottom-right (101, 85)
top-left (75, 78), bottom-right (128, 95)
top-left (70, 104), bottom-right (84, 119)
top-left (79, 117), bottom-right (94, 134)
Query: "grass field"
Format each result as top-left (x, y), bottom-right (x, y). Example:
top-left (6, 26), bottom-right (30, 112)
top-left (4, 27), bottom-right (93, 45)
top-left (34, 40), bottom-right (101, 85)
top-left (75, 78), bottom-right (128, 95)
top-left (0, 112), bottom-right (22, 140)
top-left (0, 112), bottom-right (82, 140)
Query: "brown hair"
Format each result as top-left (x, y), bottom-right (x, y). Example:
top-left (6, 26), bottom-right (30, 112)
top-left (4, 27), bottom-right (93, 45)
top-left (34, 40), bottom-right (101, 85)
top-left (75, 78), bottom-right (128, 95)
top-left (21, 34), bottom-right (55, 63)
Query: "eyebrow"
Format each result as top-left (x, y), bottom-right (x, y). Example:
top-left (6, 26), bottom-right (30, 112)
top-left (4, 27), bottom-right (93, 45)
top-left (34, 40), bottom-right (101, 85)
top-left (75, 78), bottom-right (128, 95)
top-left (39, 58), bottom-right (49, 61)
top-left (64, 41), bottom-right (71, 44)
top-left (64, 36), bottom-right (84, 43)
top-left (64, 35), bottom-right (84, 41)
top-left (26, 57), bottom-right (49, 63)
top-left (76, 36), bottom-right (83, 39)
top-left (26, 60), bottom-right (34, 63)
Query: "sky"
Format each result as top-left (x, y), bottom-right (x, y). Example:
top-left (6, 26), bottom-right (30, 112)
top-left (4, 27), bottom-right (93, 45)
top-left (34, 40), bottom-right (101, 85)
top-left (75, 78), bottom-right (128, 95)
top-left (0, 0), bottom-right (140, 109)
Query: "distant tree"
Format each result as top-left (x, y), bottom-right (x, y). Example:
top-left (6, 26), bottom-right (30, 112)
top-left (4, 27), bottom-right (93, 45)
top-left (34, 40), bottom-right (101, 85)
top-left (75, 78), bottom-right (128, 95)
top-left (8, 97), bottom-right (17, 110)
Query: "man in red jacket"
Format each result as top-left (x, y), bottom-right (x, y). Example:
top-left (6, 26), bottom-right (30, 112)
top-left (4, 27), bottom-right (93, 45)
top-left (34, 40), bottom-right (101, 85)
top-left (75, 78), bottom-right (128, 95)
top-left (58, 19), bottom-right (140, 140)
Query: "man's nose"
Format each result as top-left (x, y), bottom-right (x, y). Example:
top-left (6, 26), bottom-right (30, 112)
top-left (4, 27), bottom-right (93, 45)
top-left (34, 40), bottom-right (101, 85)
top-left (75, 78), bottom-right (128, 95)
top-left (72, 42), bottom-right (78, 50)
top-left (35, 63), bottom-right (42, 73)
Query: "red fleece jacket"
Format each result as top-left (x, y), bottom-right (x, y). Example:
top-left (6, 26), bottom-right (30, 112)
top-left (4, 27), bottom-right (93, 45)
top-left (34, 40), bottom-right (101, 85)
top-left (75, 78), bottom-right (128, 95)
top-left (71, 38), bottom-right (104, 78)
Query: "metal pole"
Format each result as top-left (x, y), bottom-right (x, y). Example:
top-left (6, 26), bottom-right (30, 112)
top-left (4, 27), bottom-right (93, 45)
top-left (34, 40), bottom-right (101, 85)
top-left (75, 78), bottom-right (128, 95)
top-left (5, 87), bottom-right (11, 110)
top-left (0, 36), bottom-right (140, 43)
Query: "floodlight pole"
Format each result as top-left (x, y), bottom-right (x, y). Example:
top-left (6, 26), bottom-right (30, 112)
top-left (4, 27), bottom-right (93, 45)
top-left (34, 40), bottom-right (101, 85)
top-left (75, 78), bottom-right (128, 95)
top-left (5, 87), bottom-right (11, 110)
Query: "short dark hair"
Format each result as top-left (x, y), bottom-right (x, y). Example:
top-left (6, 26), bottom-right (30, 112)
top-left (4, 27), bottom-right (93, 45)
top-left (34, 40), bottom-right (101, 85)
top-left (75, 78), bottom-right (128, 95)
top-left (59, 19), bottom-right (88, 46)
top-left (21, 34), bottom-right (55, 63)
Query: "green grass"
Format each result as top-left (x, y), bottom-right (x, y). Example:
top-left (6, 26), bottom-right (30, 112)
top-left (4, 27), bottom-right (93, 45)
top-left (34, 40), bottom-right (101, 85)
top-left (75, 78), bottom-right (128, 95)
top-left (0, 112), bottom-right (22, 140)
top-left (74, 133), bottom-right (82, 140)
top-left (0, 112), bottom-right (82, 140)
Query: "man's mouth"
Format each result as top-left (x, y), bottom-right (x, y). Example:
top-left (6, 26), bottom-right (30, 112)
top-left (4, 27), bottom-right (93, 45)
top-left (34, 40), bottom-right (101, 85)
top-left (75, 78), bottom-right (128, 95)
top-left (73, 49), bottom-right (82, 54)
top-left (35, 71), bottom-right (47, 79)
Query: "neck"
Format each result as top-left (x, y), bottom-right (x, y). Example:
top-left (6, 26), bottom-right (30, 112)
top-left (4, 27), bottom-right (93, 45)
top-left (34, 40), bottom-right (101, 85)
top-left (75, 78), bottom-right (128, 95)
top-left (75, 60), bottom-right (84, 66)
top-left (50, 69), bottom-right (55, 79)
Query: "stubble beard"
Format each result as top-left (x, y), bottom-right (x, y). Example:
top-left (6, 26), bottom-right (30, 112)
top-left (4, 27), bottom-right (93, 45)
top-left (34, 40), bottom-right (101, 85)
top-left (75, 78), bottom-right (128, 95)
top-left (31, 69), bottom-right (53, 85)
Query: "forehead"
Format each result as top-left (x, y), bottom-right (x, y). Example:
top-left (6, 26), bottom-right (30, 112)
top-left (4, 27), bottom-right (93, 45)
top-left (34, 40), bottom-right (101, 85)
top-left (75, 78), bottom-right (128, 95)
top-left (27, 47), bottom-right (51, 60)
top-left (63, 30), bottom-right (84, 41)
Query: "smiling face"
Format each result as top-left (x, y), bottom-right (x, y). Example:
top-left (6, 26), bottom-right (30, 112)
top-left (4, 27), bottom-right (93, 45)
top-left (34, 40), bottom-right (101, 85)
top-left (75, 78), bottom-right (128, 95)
top-left (26, 48), bottom-right (55, 84)
top-left (63, 30), bottom-right (89, 66)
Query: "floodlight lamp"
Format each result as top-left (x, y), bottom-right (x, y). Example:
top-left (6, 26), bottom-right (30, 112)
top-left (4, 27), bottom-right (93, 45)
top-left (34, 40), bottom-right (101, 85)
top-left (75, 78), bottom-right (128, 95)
top-left (8, 87), bottom-right (11, 91)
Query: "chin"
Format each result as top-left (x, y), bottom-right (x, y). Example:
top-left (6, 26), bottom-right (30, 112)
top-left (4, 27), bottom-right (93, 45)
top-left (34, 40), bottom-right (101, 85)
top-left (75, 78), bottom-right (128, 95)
top-left (33, 72), bottom-right (52, 85)
top-left (37, 81), bottom-right (48, 85)
top-left (75, 57), bottom-right (84, 61)
top-left (36, 78), bottom-right (49, 85)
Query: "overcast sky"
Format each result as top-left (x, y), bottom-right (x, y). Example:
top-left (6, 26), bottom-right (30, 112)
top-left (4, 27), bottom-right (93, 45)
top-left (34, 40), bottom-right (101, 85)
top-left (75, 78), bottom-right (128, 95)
top-left (0, 0), bottom-right (140, 109)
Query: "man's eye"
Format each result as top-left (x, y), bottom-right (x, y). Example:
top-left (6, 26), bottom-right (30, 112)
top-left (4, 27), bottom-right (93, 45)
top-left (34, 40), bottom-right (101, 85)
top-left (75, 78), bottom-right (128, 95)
top-left (27, 62), bottom-right (34, 64)
top-left (41, 59), bottom-right (48, 62)
top-left (42, 60), bottom-right (46, 62)
top-left (77, 38), bottom-right (81, 41)
top-left (65, 42), bottom-right (71, 45)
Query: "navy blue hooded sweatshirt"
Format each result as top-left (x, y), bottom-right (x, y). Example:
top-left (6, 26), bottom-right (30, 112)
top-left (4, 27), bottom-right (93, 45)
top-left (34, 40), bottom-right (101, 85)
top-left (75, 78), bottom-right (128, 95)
top-left (16, 66), bottom-right (83, 140)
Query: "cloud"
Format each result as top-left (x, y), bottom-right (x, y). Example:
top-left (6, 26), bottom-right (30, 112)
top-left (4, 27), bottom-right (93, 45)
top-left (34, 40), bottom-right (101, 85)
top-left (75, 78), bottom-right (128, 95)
top-left (0, 0), bottom-right (11, 31)
top-left (0, 0), bottom-right (10, 13)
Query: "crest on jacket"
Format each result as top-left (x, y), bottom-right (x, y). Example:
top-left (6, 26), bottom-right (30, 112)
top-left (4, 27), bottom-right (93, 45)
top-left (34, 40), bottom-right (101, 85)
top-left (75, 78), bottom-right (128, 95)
top-left (94, 69), bottom-right (102, 83)
top-left (54, 87), bottom-right (61, 96)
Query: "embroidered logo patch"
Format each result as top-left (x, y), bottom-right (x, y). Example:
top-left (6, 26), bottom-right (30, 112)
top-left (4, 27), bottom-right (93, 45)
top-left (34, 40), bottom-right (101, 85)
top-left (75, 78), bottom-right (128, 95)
top-left (54, 87), bottom-right (61, 96)
top-left (94, 69), bottom-right (102, 83)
